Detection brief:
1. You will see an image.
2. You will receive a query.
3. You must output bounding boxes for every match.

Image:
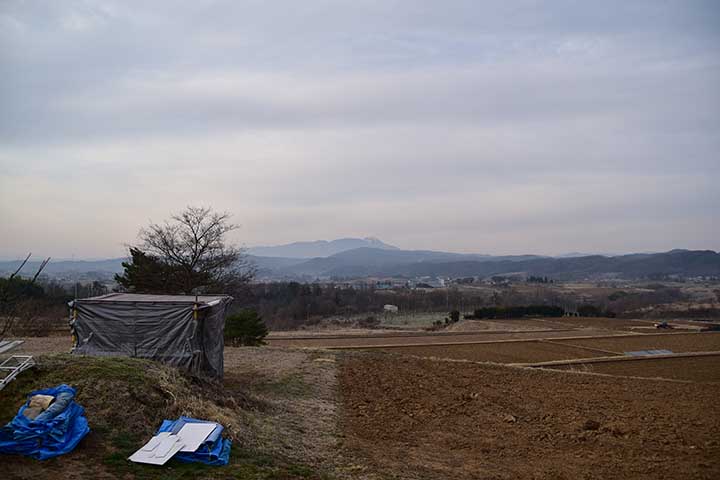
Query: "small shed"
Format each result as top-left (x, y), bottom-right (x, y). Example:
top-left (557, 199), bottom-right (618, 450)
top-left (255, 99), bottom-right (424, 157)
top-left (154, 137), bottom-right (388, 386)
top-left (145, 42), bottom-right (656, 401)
top-left (69, 293), bottom-right (233, 379)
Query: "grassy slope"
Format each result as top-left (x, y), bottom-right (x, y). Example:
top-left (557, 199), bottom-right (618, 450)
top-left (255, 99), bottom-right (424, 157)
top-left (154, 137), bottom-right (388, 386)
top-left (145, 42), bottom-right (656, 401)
top-left (0, 355), bottom-right (330, 480)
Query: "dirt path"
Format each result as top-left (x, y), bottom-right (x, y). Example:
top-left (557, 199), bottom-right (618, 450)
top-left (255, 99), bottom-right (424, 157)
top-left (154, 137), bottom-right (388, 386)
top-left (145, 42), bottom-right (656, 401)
top-left (338, 352), bottom-right (720, 480)
top-left (223, 346), bottom-right (343, 469)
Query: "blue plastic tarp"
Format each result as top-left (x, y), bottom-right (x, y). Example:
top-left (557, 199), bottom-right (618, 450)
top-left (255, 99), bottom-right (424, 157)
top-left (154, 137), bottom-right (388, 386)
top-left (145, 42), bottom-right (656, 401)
top-left (156, 417), bottom-right (231, 466)
top-left (0, 384), bottom-right (90, 460)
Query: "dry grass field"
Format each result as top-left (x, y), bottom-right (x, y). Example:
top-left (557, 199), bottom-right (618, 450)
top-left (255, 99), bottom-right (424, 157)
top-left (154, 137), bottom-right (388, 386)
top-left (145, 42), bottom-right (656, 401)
top-left (1, 348), bottom-right (347, 480)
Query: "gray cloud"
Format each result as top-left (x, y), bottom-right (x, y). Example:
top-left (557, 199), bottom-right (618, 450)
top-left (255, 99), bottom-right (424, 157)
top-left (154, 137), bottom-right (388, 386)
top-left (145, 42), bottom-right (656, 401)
top-left (0, 0), bottom-right (718, 258)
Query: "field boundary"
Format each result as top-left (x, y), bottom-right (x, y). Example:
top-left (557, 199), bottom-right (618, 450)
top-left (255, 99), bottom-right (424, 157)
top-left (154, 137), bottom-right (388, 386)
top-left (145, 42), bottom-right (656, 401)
top-left (539, 339), bottom-right (621, 356)
top-left (268, 328), bottom-right (575, 341)
top-left (319, 330), bottom-right (719, 350)
top-left (514, 350), bottom-right (720, 368)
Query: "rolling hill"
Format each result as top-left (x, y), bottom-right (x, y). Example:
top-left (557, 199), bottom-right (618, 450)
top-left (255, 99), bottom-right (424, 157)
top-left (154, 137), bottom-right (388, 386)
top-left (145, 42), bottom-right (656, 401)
top-left (260, 248), bottom-right (720, 280)
top-left (247, 237), bottom-right (398, 258)
top-left (0, 258), bottom-right (126, 278)
top-left (2, 245), bottom-right (718, 283)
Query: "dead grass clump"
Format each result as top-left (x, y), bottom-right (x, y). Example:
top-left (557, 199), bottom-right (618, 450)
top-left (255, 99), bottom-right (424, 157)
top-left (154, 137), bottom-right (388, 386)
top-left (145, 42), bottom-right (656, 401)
top-left (0, 354), bottom-right (249, 442)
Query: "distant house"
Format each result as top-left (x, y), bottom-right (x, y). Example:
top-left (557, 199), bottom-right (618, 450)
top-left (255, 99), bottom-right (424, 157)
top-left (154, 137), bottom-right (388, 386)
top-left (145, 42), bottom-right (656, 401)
top-left (375, 280), bottom-right (407, 290)
top-left (417, 277), bottom-right (445, 288)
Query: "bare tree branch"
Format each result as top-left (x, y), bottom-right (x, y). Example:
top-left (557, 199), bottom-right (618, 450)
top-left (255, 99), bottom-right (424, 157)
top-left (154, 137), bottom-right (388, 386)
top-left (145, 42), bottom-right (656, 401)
top-left (124, 206), bottom-right (251, 294)
top-left (9, 253), bottom-right (31, 280)
top-left (31, 257), bottom-right (51, 283)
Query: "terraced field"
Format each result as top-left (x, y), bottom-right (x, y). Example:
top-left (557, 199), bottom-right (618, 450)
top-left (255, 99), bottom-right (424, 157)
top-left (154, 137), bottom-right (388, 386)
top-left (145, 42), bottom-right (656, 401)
top-left (554, 332), bottom-right (720, 354)
top-left (368, 340), bottom-right (616, 364)
top-left (547, 355), bottom-right (720, 383)
top-left (268, 329), bottom-right (598, 348)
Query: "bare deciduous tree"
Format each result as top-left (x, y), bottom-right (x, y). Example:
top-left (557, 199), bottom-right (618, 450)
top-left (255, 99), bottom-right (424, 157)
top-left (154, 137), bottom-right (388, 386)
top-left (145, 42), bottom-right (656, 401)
top-left (128, 206), bottom-right (254, 293)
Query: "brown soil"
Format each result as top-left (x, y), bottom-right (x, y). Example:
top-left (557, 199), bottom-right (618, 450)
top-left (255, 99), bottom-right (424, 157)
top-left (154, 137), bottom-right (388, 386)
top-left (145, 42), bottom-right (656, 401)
top-left (267, 329), bottom-right (599, 348)
top-left (534, 316), bottom-right (661, 332)
top-left (8, 336), bottom-right (73, 356)
top-left (555, 332), bottom-right (720, 354)
top-left (550, 355), bottom-right (720, 383)
top-left (370, 340), bottom-right (615, 363)
top-left (444, 319), bottom-right (553, 332)
top-left (267, 327), bottom-right (408, 338)
top-left (338, 352), bottom-right (720, 480)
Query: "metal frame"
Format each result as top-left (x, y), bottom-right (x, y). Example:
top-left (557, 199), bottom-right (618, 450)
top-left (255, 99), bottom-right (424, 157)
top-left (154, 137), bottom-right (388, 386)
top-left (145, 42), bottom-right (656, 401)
top-left (0, 355), bottom-right (36, 391)
top-left (0, 340), bottom-right (24, 355)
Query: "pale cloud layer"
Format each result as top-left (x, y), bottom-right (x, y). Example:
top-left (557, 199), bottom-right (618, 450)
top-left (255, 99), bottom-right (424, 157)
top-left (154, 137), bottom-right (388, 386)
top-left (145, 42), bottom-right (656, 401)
top-left (1, 1), bottom-right (718, 258)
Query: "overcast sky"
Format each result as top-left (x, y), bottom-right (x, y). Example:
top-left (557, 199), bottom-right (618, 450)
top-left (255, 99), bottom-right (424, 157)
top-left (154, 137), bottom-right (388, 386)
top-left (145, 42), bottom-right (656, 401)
top-left (1, 0), bottom-right (718, 259)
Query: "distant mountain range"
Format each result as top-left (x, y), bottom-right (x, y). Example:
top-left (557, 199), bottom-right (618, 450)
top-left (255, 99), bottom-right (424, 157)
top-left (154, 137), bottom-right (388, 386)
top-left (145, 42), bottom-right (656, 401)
top-left (1, 239), bottom-right (718, 282)
top-left (263, 248), bottom-right (543, 278)
top-left (251, 247), bottom-right (720, 281)
top-left (246, 237), bottom-right (398, 258)
top-left (0, 258), bottom-right (126, 278)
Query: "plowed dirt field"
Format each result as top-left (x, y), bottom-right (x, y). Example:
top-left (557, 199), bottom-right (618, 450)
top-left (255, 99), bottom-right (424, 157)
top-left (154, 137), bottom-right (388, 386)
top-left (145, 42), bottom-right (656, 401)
top-left (555, 332), bottom-right (720, 354)
top-left (339, 353), bottom-right (720, 480)
top-left (369, 340), bottom-right (615, 363)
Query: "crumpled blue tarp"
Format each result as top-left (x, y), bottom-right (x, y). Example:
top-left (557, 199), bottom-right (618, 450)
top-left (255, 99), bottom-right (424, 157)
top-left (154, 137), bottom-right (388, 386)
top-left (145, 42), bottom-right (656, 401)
top-left (156, 416), bottom-right (231, 466)
top-left (0, 384), bottom-right (90, 460)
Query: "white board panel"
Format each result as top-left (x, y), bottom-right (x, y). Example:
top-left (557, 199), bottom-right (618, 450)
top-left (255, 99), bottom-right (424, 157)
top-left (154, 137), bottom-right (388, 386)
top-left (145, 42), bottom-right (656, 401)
top-left (177, 423), bottom-right (217, 452)
top-left (129, 432), bottom-right (185, 465)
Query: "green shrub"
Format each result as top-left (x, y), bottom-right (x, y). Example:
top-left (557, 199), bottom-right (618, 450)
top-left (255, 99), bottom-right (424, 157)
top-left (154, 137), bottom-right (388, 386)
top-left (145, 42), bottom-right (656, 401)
top-left (224, 309), bottom-right (269, 346)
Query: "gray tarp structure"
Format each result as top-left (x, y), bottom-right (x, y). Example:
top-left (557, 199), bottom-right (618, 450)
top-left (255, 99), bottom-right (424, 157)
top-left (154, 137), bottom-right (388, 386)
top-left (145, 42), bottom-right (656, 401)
top-left (69, 293), bottom-right (232, 379)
